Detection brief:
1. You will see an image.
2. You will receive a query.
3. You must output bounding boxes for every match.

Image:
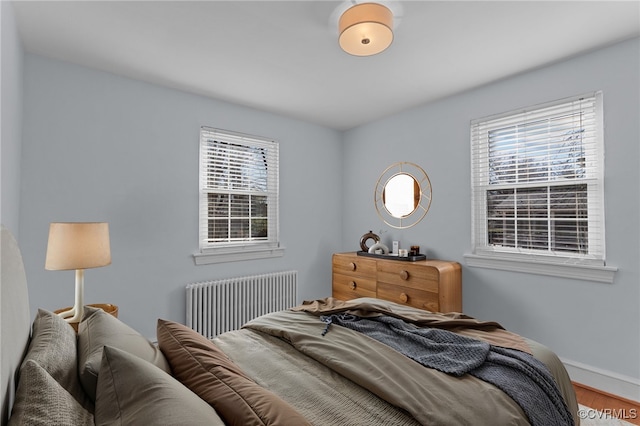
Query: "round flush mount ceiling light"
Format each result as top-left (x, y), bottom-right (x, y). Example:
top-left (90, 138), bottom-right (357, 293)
top-left (339, 2), bottom-right (393, 56)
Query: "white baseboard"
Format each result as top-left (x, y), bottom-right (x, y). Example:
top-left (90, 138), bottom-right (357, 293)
top-left (562, 358), bottom-right (640, 402)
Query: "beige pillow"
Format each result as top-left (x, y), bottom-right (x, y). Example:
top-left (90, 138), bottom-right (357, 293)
top-left (21, 308), bottom-right (92, 410)
top-left (95, 346), bottom-right (224, 426)
top-left (8, 360), bottom-right (94, 425)
top-left (157, 319), bottom-right (311, 426)
top-left (78, 308), bottom-right (171, 401)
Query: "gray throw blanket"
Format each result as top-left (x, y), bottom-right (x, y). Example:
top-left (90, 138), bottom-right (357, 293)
top-left (321, 314), bottom-right (574, 426)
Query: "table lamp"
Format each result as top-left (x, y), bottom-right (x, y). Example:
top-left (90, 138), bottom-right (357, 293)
top-left (45, 222), bottom-right (111, 323)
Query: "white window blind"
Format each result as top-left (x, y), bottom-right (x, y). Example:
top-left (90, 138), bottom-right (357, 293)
top-left (198, 127), bottom-right (279, 257)
top-left (470, 92), bottom-right (606, 267)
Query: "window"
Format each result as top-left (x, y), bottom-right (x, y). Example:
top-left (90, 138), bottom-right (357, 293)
top-left (467, 92), bottom-right (616, 282)
top-left (194, 127), bottom-right (283, 264)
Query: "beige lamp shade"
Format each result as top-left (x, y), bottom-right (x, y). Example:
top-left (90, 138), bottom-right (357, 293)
top-left (45, 222), bottom-right (111, 271)
top-left (339, 3), bottom-right (393, 56)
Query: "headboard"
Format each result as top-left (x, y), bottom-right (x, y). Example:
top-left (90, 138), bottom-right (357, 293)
top-left (1, 225), bottom-right (32, 425)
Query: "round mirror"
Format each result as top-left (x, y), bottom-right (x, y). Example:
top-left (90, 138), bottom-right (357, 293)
top-left (375, 162), bottom-right (432, 229)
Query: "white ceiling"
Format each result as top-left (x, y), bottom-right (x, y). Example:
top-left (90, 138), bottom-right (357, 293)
top-left (11, 1), bottom-right (640, 130)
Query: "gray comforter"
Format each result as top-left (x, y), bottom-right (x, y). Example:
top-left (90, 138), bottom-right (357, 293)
top-left (214, 299), bottom-right (579, 425)
top-left (321, 313), bottom-right (574, 426)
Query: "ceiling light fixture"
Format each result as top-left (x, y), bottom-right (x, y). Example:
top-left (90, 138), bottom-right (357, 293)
top-left (339, 2), bottom-right (393, 56)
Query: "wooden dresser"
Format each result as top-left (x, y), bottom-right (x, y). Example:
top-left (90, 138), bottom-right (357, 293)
top-left (332, 252), bottom-right (462, 313)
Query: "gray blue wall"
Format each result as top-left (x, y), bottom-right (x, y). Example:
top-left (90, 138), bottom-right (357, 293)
top-left (18, 54), bottom-right (343, 339)
top-left (1, 1), bottom-right (23, 239)
top-left (341, 38), bottom-right (640, 388)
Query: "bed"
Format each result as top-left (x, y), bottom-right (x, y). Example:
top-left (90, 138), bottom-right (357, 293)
top-left (1, 225), bottom-right (579, 425)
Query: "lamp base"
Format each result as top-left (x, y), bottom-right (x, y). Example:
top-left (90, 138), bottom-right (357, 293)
top-left (56, 306), bottom-right (79, 320)
top-left (57, 269), bottom-right (85, 323)
top-left (54, 303), bottom-right (118, 332)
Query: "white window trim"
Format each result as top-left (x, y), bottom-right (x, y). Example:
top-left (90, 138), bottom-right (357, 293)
top-left (194, 243), bottom-right (285, 265)
top-left (466, 92), bottom-right (617, 283)
top-left (193, 127), bottom-right (283, 265)
top-left (463, 253), bottom-right (617, 283)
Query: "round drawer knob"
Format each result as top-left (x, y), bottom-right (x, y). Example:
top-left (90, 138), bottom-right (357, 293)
top-left (399, 293), bottom-right (408, 303)
top-left (348, 262), bottom-right (356, 271)
top-left (400, 270), bottom-right (410, 280)
top-left (349, 281), bottom-right (357, 290)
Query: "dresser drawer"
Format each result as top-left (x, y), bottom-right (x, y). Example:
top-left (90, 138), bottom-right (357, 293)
top-left (332, 272), bottom-right (377, 300)
top-left (377, 281), bottom-right (439, 312)
top-left (377, 261), bottom-right (439, 292)
top-left (332, 254), bottom-right (377, 279)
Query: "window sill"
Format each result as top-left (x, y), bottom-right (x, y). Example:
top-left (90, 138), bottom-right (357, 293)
top-left (194, 245), bottom-right (285, 265)
top-left (463, 253), bottom-right (617, 283)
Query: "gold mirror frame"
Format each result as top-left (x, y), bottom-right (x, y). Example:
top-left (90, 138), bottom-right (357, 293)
top-left (374, 162), bottom-right (432, 229)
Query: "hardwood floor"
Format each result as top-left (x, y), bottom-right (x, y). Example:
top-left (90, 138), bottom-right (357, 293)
top-left (574, 382), bottom-right (640, 425)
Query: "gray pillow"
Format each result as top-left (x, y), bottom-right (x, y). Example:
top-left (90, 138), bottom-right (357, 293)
top-left (95, 346), bottom-right (224, 426)
top-left (78, 307), bottom-right (171, 401)
top-left (21, 308), bottom-right (92, 410)
top-left (8, 359), bottom-right (94, 425)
